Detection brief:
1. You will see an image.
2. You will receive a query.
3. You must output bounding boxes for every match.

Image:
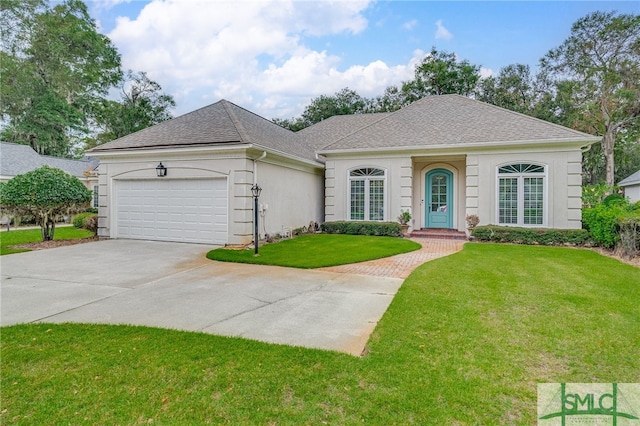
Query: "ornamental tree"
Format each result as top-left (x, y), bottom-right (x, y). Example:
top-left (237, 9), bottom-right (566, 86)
top-left (0, 166), bottom-right (92, 241)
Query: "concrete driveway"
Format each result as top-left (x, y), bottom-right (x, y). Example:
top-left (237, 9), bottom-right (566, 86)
top-left (0, 240), bottom-right (403, 355)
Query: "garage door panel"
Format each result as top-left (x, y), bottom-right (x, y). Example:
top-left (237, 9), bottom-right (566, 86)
top-left (115, 178), bottom-right (227, 244)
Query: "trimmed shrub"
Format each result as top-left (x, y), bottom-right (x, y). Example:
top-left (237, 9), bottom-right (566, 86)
top-left (471, 226), bottom-right (589, 246)
top-left (616, 211), bottom-right (640, 258)
top-left (73, 212), bottom-right (96, 229)
top-left (602, 193), bottom-right (625, 206)
top-left (0, 166), bottom-right (91, 241)
top-left (321, 221), bottom-right (403, 237)
top-left (83, 215), bottom-right (98, 234)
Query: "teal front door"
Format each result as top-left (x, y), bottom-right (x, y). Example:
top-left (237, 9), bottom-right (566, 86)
top-left (426, 169), bottom-right (453, 228)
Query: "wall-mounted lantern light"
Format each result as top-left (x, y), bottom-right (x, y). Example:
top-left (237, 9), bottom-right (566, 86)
top-left (251, 183), bottom-right (262, 255)
top-left (156, 162), bottom-right (167, 177)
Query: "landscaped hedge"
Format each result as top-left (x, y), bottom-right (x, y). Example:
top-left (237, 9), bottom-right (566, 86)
top-left (321, 221), bottom-right (403, 237)
top-left (471, 225), bottom-right (590, 246)
top-left (582, 197), bottom-right (639, 249)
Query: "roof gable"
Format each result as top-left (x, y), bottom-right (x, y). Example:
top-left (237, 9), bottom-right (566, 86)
top-left (317, 94), bottom-right (599, 152)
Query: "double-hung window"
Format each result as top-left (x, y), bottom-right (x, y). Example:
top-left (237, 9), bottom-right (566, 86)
top-left (349, 167), bottom-right (385, 221)
top-left (497, 163), bottom-right (546, 226)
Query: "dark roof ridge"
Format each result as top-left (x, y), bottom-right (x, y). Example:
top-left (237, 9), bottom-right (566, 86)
top-left (312, 111), bottom-right (396, 149)
top-left (220, 99), bottom-right (251, 143)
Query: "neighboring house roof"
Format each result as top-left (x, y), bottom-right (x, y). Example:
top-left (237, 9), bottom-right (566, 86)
top-left (316, 94), bottom-right (600, 152)
top-left (618, 170), bottom-right (640, 187)
top-left (89, 99), bottom-right (319, 163)
top-left (0, 142), bottom-right (97, 180)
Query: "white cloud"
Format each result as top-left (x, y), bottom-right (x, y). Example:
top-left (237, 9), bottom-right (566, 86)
top-left (403, 19), bottom-right (418, 31)
top-left (106, 0), bottom-right (420, 118)
top-left (480, 67), bottom-right (494, 79)
top-left (435, 19), bottom-right (453, 41)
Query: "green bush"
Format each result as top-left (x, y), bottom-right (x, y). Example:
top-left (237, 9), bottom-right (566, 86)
top-left (582, 184), bottom-right (618, 208)
top-left (582, 201), bottom-right (630, 249)
top-left (321, 221), bottom-right (403, 237)
top-left (73, 212), bottom-right (97, 229)
top-left (471, 226), bottom-right (589, 245)
top-left (616, 211), bottom-right (640, 257)
top-left (0, 166), bottom-right (91, 241)
top-left (602, 193), bottom-right (625, 206)
top-left (83, 215), bottom-right (98, 234)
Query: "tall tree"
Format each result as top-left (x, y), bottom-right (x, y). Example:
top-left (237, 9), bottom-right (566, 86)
top-left (401, 47), bottom-right (481, 104)
top-left (89, 70), bottom-right (175, 147)
top-left (539, 11), bottom-right (640, 186)
top-left (0, 0), bottom-right (122, 157)
top-left (274, 87), bottom-right (369, 131)
top-left (476, 64), bottom-right (535, 114)
top-left (301, 87), bottom-right (368, 125)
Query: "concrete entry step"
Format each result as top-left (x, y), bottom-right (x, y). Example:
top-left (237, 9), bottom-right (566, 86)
top-left (410, 228), bottom-right (468, 240)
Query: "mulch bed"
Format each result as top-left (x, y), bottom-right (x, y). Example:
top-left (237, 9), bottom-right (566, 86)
top-left (10, 236), bottom-right (99, 251)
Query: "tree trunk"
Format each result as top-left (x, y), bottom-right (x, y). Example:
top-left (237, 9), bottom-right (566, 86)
top-left (602, 130), bottom-right (615, 187)
top-left (42, 219), bottom-right (55, 241)
top-left (600, 99), bottom-right (616, 187)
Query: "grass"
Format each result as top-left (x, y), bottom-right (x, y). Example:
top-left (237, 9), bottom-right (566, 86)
top-left (0, 226), bottom-right (94, 255)
top-left (2, 244), bottom-right (639, 424)
top-left (206, 233), bottom-right (422, 268)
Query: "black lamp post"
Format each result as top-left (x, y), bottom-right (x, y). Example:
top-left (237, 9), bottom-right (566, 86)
top-left (156, 162), bottom-right (167, 177)
top-left (251, 183), bottom-right (262, 255)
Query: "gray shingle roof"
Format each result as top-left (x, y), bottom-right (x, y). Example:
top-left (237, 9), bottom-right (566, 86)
top-left (87, 95), bottom-right (600, 162)
top-left (316, 94), bottom-right (599, 152)
top-left (89, 99), bottom-right (319, 163)
top-left (618, 170), bottom-right (640, 187)
top-left (297, 112), bottom-right (393, 150)
top-left (0, 142), bottom-right (97, 179)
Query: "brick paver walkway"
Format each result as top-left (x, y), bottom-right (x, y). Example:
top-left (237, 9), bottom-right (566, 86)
top-left (318, 238), bottom-right (465, 279)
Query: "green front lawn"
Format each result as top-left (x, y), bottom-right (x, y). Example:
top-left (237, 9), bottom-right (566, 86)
top-left (0, 226), bottom-right (94, 255)
top-left (2, 244), bottom-right (638, 424)
top-left (207, 234), bottom-right (422, 268)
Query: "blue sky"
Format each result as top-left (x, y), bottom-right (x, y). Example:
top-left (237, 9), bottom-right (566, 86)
top-left (87, 1), bottom-right (639, 119)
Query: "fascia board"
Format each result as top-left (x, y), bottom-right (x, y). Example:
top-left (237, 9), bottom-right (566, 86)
top-left (89, 143), bottom-right (324, 171)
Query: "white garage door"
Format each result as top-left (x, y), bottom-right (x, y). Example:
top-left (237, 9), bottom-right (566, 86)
top-left (115, 178), bottom-right (228, 244)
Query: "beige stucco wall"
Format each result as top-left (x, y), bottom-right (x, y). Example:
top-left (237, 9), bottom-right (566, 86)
top-left (467, 149), bottom-right (583, 229)
top-left (254, 159), bottom-right (324, 237)
top-left (326, 145), bottom-right (585, 232)
top-left (324, 155), bottom-right (412, 225)
top-left (94, 147), bottom-right (323, 245)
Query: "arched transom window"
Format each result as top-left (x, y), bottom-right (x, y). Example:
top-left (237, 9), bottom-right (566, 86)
top-left (497, 163), bottom-right (546, 226)
top-left (349, 167), bottom-right (386, 221)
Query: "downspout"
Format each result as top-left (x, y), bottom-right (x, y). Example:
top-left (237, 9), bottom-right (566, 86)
top-left (253, 151), bottom-right (267, 183)
top-left (253, 151), bottom-right (267, 242)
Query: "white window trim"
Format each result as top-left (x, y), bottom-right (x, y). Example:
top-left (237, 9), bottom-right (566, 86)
top-left (347, 167), bottom-right (387, 221)
top-left (495, 163), bottom-right (548, 227)
top-left (92, 185), bottom-right (99, 208)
